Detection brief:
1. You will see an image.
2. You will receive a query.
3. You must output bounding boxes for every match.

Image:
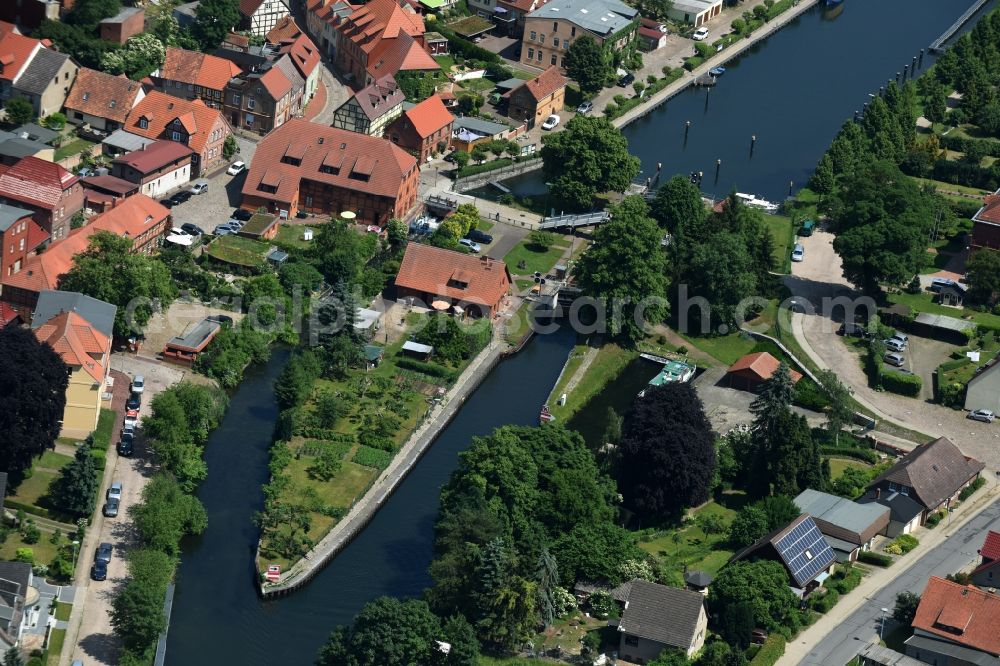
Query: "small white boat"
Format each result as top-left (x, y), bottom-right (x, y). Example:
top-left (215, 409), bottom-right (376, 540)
top-left (735, 192), bottom-right (780, 214)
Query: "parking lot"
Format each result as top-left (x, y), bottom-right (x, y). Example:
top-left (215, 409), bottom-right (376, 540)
top-left (68, 356), bottom-right (187, 666)
top-left (165, 136), bottom-right (258, 235)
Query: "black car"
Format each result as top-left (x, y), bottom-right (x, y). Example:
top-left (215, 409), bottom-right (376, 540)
top-left (90, 560), bottom-right (107, 581)
top-left (231, 208), bottom-right (253, 221)
top-left (125, 392), bottom-right (141, 410)
top-left (170, 190), bottom-right (193, 204)
top-left (618, 72), bottom-right (635, 87)
top-left (466, 229), bottom-right (494, 244)
top-left (181, 222), bottom-right (204, 236)
top-left (159, 198), bottom-right (175, 209)
top-left (117, 439), bottom-right (134, 457)
top-left (95, 542), bottom-right (113, 563)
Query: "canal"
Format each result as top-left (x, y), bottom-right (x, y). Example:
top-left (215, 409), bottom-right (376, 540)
top-left (485, 0), bottom-right (989, 205)
top-left (165, 328), bottom-right (576, 665)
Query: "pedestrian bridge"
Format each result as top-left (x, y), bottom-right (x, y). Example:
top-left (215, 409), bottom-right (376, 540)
top-left (538, 211), bottom-right (610, 230)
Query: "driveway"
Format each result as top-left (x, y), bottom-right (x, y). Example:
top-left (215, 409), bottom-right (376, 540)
top-left (65, 356), bottom-right (188, 666)
top-left (783, 230), bottom-right (1000, 470)
top-left (167, 135), bottom-right (258, 233)
top-left (694, 367), bottom-right (826, 434)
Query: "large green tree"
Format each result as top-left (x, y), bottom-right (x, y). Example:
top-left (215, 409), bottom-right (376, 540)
top-left (100, 33), bottom-right (165, 80)
top-left (650, 175), bottom-right (705, 234)
top-left (563, 36), bottom-right (611, 97)
top-left (131, 474), bottom-right (208, 555)
top-left (967, 248), bottom-right (1000, 305)
top-left (110, 548), bottom-right (173, 658)
top-left (708, 560), bottom-right (798, 631)
top-left (0, 327), bottom-right (68, 474)
top-left (574, 196), bottom-right (668, 342)
top-left (142, 383), bottom-right (227, 490)
top-left (618, 383), bottom-right (716, 522)
top-left (51, 442), bottom-right (99, 518)
top-left (316, 597), bottom-right (478, 666)
top-left (59, 232), bottom-right (176, 337)
top-left (4, 97), bottom-right (35, 126)
top-left (541, 115), bottom-right (640, 211)
top-left (192, 0), bottom-right (240, 51)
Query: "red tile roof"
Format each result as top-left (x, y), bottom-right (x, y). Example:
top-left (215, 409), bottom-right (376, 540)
top-left (338, 0), bottom-right (424, 55)
top-left (112, 140), bottom-right (195, 174)
top-left (981, 530), bottom-right (1000, 562)
top-left (64, 68), bottom-right (144, 125)
top-left (913, 577), bottom-right (1000, 656)
top-left (638, 26), bottom-right (665, 40)
top-left (0, 32), bottom-right (39, 82)
top-left (974, 192), bottom-right (1000, 227)
top-left (395, 243), bottom-right (511, 309)
top-left (368, 30), bottom-right (437, 78)
top-left (160, 47), bottom-right (242, 91)
top-left (2, 195), bottom-right (169, 295)
top-left (281, 33), bottom-right (321, 80)
top-left (0, 301), bottom-right (19, 326)
top-left (267, 15), bottom-right (303, 44)
top-left (0, 157), bottom-right (78, 211)
top-left (517, 66), bottom-right (567, 102)
top-left (125, 91), bottom-right (228, 157)
top-left (239, 0), bottom-right (269, 16)
top-left (727, 352), bottom-right (803, 383)
top-left (259, 66), bottom-right (293, 99)
top-left (34, 310), bottom-right (110, 382)
top-left (242, 117), bottom-right (417, 204)
top-left (402, 94), bottom-right (453, 138)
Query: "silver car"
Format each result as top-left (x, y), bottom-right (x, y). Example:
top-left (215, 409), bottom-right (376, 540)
top-left (969, 409), bottom-right (995, 423)
top-left (884, 352), bottom-right (905, 367)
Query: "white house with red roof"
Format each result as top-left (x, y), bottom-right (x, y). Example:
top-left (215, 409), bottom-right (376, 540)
top-left (240, 0), bottom-right (292, 36)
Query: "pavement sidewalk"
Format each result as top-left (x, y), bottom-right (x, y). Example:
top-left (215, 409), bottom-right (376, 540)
top-left (778, 476), bottom-right (1000, 666)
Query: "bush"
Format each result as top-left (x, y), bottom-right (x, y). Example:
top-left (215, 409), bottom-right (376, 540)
top-left (455, 158), bottom-right (514, 178)
top-left (395, 357), bottom-right (456, 381)
top-left (825, 564), bottom-right (862, 594)
top-left (881, 370), bottom-right (922, 397)
top-left (808, 588), bottom-right (839, 613)
top-left (684, 56), bottom-right (705, 71)
top-left (959, 476), bottom-right (986, 501)
top-left (858, 550), bottom-right (893, 567)
top-left (925, 510), bottom-right (946, 528)
top-left (892, 534), bottom-right (919, 554)
top-left (749, 634), bottom-right (786, 666)
top-left (352, 445), bottom-right (393, 470)
top-left (794, 379), bottom-right (830, 410)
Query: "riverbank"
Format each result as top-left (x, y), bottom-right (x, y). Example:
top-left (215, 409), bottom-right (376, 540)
top-left (258, 335), bottom-right (508, 597)
top-left (610, 0), bottom-right (821, 130)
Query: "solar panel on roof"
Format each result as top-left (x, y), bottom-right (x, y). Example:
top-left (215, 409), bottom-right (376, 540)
top-left (774, 518), bottom-right (836, 588)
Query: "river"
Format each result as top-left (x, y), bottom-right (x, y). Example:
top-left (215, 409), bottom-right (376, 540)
top-left (482, 0), bottom-right (990, 204)
top-left (167, 2), bottom-right (990, 663)
top-left (165, 328), bottom-right (576, 665)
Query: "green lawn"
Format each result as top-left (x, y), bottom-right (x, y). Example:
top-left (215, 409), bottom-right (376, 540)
top-left (503, 240), bottom-right (569, 276)
top-left (828, 457), bottom-right (872, 480)
top-left (55, 138), bottom-right (95, 162)
top-left (9, 470), bottom-right (59, 507)
top-left (447, 15), bottom-right (494, 36)
top-left (46, 627), bottom-right (66, 666)
top-left (0, 533), bottom-right (59, 565)
top-left (679, 330), bottom-right (758, 366)
top-left (36, 451), bottom-right (72, 471)
top-left (888, 291), bottom-right (1000, 328)
top-left (54, 602), bottom-right (72, 622)
top-left (434, 54), bottom-right (457, 71)
top-left (637, 497), bottom-right (744, 576)
top-left (549, 343), bottom-right (636, 419)
top-left (763, 213), bottom-right (795, 273)
top-left (275, 224), bottom-right (313, 250)
top-left (476, 219), bottom-right (494, 232)
top-left (205, 235), bottom-right (269, 267)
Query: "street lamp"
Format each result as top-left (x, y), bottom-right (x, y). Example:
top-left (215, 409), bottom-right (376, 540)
top-left (72, 540), bottom-right (80, 565)
top-left (880, 607), bottom-right (890, 640)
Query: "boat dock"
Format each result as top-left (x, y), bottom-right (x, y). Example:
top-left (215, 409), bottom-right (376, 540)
top-left (930, 0), bottom-right (990, 52)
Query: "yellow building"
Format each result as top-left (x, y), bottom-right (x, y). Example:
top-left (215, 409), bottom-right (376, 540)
top-left (31, 291), bottom-right (116, 439)
top-left (519, 0), bottom-right (638, 71)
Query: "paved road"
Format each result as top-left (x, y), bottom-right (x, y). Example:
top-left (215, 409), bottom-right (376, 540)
top-left (783, 229), bottom-right (1000, 468)
top-left (795, 495), bottom-right (1000, 666)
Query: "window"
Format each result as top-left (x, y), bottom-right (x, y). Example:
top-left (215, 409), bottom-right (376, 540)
top-left (530, 31), bottom-right (536, 40)
top-left (18, 238), bottom-right (24, 251)
top-left (553, 37), bottom-right (559, 47)
top-left (172, 131), bottom-right (181, 141)
top-left (246, 113), bottom-right (254, 125)
top-left (233, 93), bottom-right (242, 104)
top-left (281, 156), bottom-right (301, 166)
top-left (540, 33), bottom-right (545, 44)
top-left (248, 98), bottom-right (256, 110)
top-left (74, 111), bottom-right (83, 120)
top-left (553, 21), bottom-right (557, 32)
top-left (571, 26), bottom-right (576, 36)
top-left (304, 195), bottom-right (313, 206)
top-left (624, 636), bottom-right (639, 647)
top-left (550, 54), bottom-right (556, 65)
top-left (139, 117), bottom-right (149, 129)
top-left (537, 50), bottom-right (542, 62)
top-left (560, 56), bottom-right (566, 67)
top-left (527, 48), bottom-right (534, 59)
top-left (109, 100), bottom-right (116, 109)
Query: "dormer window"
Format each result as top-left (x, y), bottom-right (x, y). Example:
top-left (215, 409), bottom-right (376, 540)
top-left (109, 100), bottom-right (116, 109)
top-left (281, 155), bottom-right (301, 166)
top-left (139, 117), bottom-right (149, 129)
top-left (83, 92), bottom-right (90, 101)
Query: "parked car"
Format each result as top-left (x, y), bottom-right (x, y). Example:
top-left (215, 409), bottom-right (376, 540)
top-left (231, 208), bottom-right (253, 221)
top-left (884, 338), bottom-right (906, 352)
top-left (541, 114), bottom-right (560, 131)
top-left (117, 439), bottom-right (134, 457)
top-left (226, 161), bottom-right (246, 175)
top-left (103, 497), bottom-right (119, 518)
top-left (95, 542), bottom-right (113, 563)
top-left (77, 167), bottom-right (95, 178)
top-left (890, 332), bottom-right (909, 346)
top-left (181, 223), bottom-right (204, 236)
top-left (466, 228), bottom-right (494, 244)
top-left (107, 482), bottom-right (123, 501)
top-left (791, 243), bottom-right (805, 262)
top-left (170, 190), bottom-right (192, 205)
top-left (227, 219), bottom-right (245, 230)
top-left (969, 409), bottom-right (995, 423)
top-left (692, 26), bottom-right (709, 40)
top-left (125, 392), bottom-right (141, 410)
top-left (839, 322), bottom-right (868, 337)
top-left (214, 224), bottom-right (236, 235)
top-left (618, 72), bottom-right (635, 87)
top-left (577, 101), bottom-right (594, 114)
top-left (131, 374), bottom-right (144, 394)
top-left (189, 180), bottom-right (209, 195)
top-left (159, 198), bottom-right (175, 209)
top-left (459, 238), bottom-right (481, 253)
top-left (90, 560), bottom-right (107, 581)
top-left (121, 424), bottom-right (135, 441)
top-left (884, 352), bottom-right (905, 367)
top-left (124, 409), bottom-right (139, 429)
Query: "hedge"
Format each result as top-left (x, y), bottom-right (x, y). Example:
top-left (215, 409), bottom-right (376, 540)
top-left (292, 427), bottom-right (356, 443)
top-left (456, 158), bottom-right (513, 178)
top-left (858, 551), bottom-right (893, 567)
top-left (809, 588), bottom-right (840, 613)
top-left (766, 0), bottom-right (794, 19)
top-left (683, 56), bottom-right (706, 71)
top-left (959, 476), bottom-right (987, 501)
top-left (794, 379), bottom-right (831, 411)
top-left (352, 445), bottom-right (393, 470)
top-left (749, 635), bottom-right (786, 666)
top-left (881, 370), bottom-right (922, 397)
top-left (4, 500), bottom-right (50, 520)
top-left (395, 356), bottom-right (457, 381)
top-left (939, 134), bottom-right (1000, 158)
top-left (819, 446), bottom-right (880, 464)
top-left (432, 24), bottom-right (501, 63)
